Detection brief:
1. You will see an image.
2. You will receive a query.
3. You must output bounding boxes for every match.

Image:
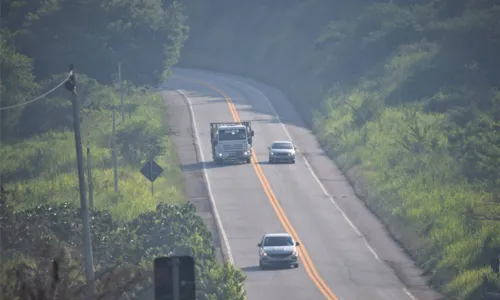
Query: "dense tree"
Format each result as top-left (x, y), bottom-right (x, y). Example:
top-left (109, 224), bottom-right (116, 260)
top-left (0, 0), bottom-right (187, 138)
top-left (0, 190), bottom-right (246, 299)
top-left (1, 0), bottom-right (188, 85)
top-left (0, 31), bottom-right (38, 140)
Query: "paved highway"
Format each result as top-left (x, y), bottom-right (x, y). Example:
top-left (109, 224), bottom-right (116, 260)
top-left (162, 67), bottom-right (443, 300)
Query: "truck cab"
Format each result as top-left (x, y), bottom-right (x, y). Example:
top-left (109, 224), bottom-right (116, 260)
top-left (210, 122), bottom-right (254, 165)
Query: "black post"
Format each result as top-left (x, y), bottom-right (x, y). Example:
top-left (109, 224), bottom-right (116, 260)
top-left (151, 161), bottom-right (154, 196)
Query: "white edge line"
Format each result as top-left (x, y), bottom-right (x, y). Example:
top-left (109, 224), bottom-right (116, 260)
top-left (404, 288), bottom-right (418, 300)
top-left (175, 89), bottom-right (235, 264)
top-left (235, 79), bottom-right (419, 300)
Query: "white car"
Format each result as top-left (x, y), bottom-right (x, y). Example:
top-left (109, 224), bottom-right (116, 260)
top-left (268, 141), bottom-right (296, 164)
top-left (258, 233), bottom-right (300, 269)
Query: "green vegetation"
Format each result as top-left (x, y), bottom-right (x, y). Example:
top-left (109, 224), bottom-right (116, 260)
top-left (181, 0), bottom-right (500, 299)
top-left (1, 193), bottom-right (246, 299)
top-left (1, 0), bottom-right (246, 298)
top-left (0, 77), bottom-right (184, 219)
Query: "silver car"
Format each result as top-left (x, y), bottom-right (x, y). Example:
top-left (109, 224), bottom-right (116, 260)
top-left (258, 233), bottom-right (300, 269)
top-left (268, 141), bottom-right (296, 164)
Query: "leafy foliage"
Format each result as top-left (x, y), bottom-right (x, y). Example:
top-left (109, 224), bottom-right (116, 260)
top-left (0, 0), bottom-right (188, 140)
top-left (0, 190), bottom-right (246, 299)
top-left (116, 118), bottom-right (168, 166)
top-left (0, 0), bottom-right (188, 85)
top-left (0, 31), bottom-right (38, 139)
top-left (182, 0), bottom-right (500, 298)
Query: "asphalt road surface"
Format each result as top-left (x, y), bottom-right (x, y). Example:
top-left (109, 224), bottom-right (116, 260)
top-left (162, 67), bottom-right (443, 300)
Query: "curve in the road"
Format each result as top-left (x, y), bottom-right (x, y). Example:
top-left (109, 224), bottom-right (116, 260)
top-left (164, 67), bottom-right (447, 300)
top-left (173, 75), bottom-right (339, 300)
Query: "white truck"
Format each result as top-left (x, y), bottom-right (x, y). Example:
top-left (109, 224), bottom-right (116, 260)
top-left (210, 121), bottom-right (254, 165)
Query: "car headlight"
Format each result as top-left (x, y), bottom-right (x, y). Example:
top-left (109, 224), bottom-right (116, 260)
top-left (261, 250), bottom-right (267, 257)
top-left (218, 153), bottom-right (223, 157)
top-left (292, 250), bottom-right (298, 256)
top-left (288, 153), bottom-right (292, 156)
top-left (270, 152), bottom-right (274, 156)
top-left (243, 151), bottom-right (248, 155)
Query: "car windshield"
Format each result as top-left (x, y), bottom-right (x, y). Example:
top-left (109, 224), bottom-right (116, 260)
top-left (218, 128), bottom-right (247, 141)
top-left (263, 236), bottom-right (294, 246)
top-left (272, 142), bottom-right (293, 150)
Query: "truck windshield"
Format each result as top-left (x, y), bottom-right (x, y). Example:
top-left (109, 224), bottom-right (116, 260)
top-left (218, 128), bottom-right (247, 141)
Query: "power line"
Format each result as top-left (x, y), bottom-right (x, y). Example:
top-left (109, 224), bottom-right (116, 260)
top-left (0, 74), bottom-right (70, 111)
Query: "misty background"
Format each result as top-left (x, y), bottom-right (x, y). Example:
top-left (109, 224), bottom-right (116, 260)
top-left (1, 0), bottom-right (500, 299)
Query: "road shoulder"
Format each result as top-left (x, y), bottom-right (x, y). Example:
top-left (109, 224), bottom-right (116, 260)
top-left (161, 89), bottom-right (225, 263)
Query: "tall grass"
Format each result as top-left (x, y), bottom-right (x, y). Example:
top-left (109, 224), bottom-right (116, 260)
top-left (313, 42), bottom-right (500, 299)
top-left (0, 85), bottom-right (185, 221)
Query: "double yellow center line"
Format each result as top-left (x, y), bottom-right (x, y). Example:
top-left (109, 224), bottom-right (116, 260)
top-left (173, 76), bottom-right (338, 300)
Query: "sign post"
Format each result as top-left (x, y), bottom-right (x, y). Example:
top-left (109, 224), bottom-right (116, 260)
top-left (153, 256), bottom-right (195, 300)
top-left (140, 160), bottom-right (163, 196)
top-left (172, 258), bottom-right (180, 300)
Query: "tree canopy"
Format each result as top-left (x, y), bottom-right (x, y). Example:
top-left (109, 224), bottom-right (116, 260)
top-left (1, 0), bottom-right (188, 140)
top-left (1, 0), bottom-right (188, 84)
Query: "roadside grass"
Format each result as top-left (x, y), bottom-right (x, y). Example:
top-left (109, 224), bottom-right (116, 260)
top-left (312, 44), bottom-right (500, 299)
top-left (0, 83), bottom-right (185, 222)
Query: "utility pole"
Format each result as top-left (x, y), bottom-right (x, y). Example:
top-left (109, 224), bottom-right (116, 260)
top-left (112, 108), bottom-right (118, 192)
top-left (87, 147), bottom-right (94, 209)
top-left (118, 63), bottom-right (125, 123)
top-left (64, 65), bottom-right (95, 290)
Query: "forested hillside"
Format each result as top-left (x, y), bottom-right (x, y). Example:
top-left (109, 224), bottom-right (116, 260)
top-left (1, 0), bottom-right (188, 140)
top-left (181, 0), bottom-right (500, 299)
top-left (0, 0), bottom-right (245, 298)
